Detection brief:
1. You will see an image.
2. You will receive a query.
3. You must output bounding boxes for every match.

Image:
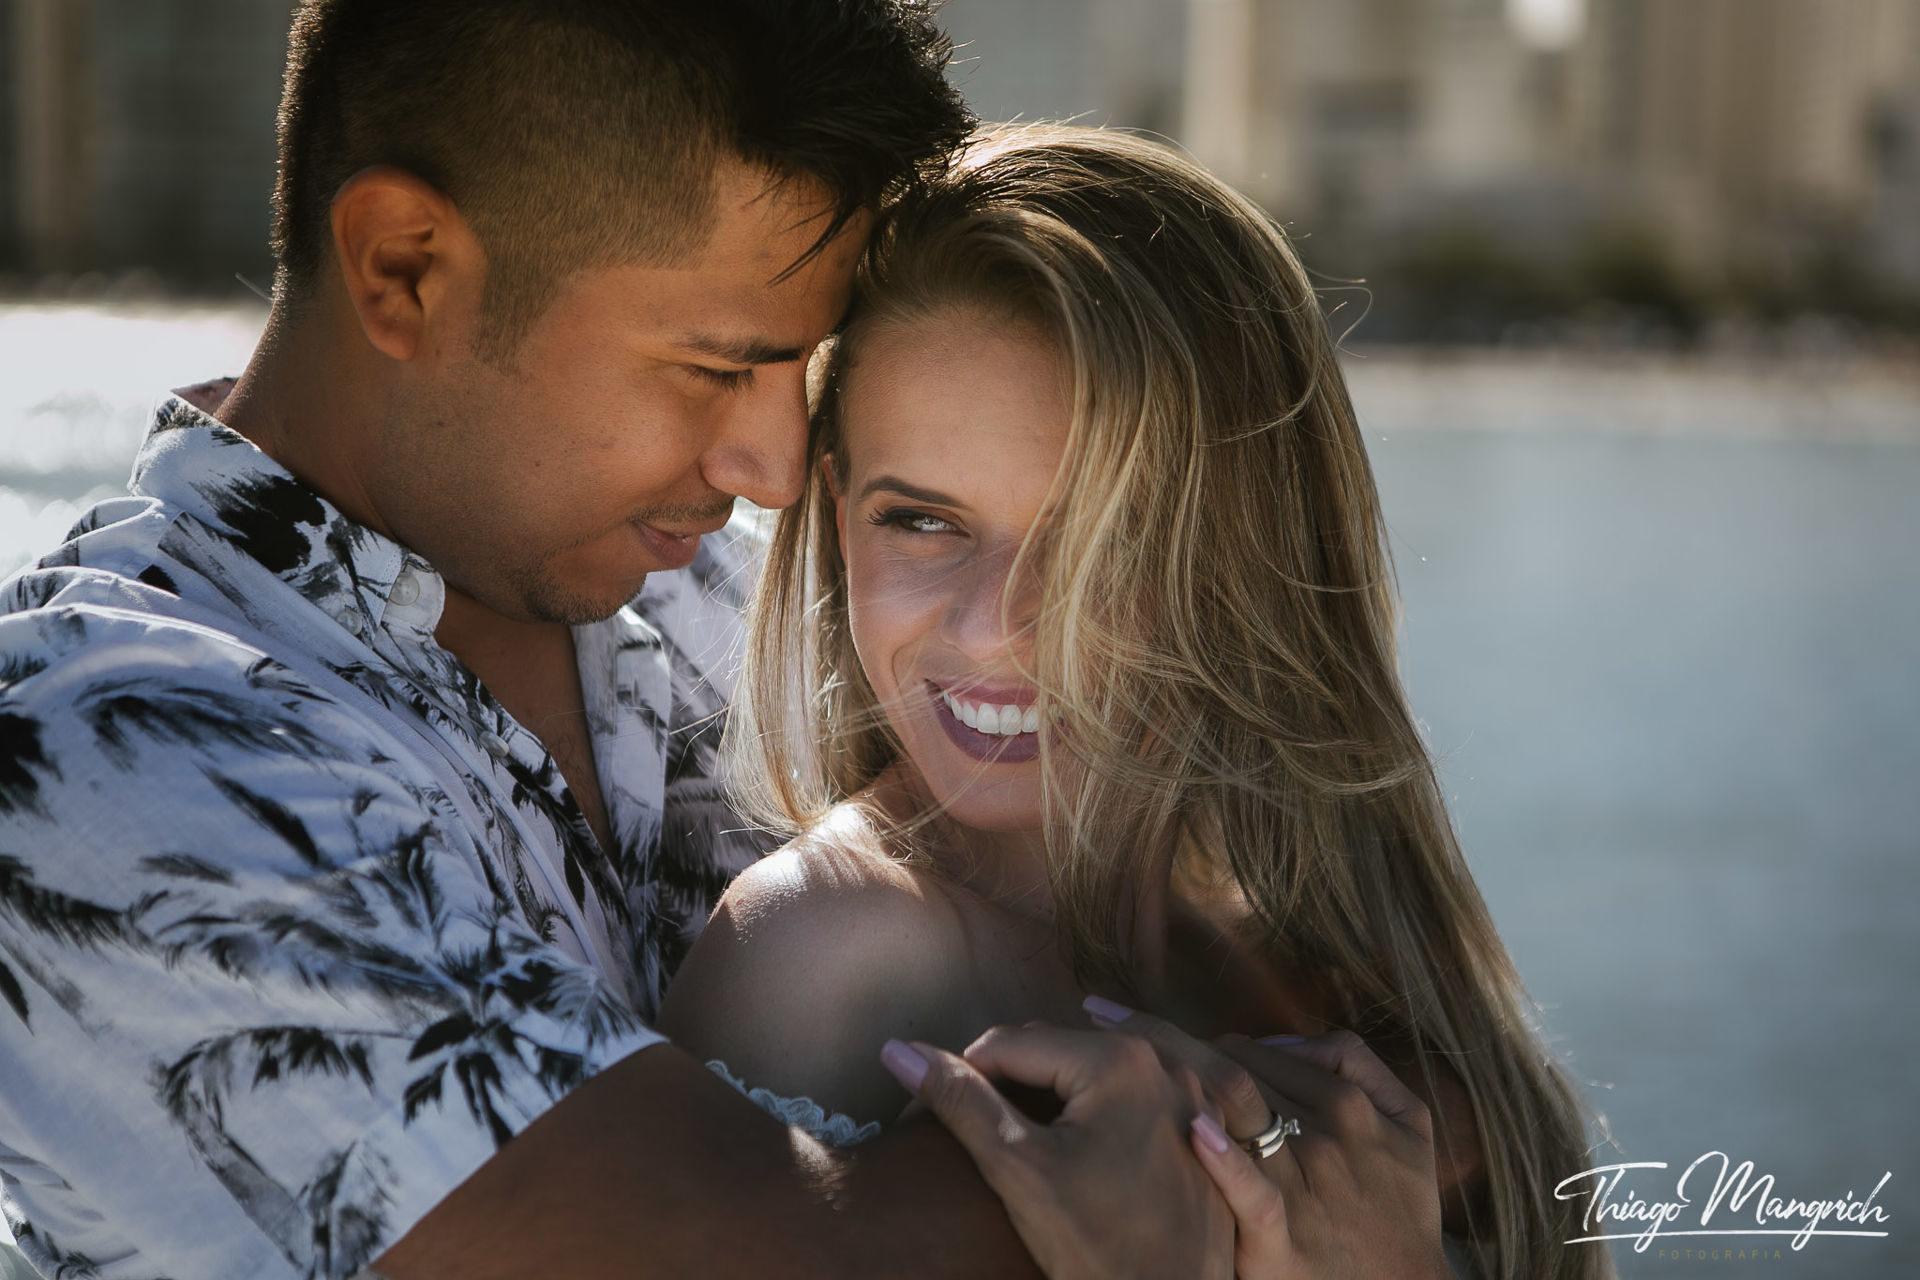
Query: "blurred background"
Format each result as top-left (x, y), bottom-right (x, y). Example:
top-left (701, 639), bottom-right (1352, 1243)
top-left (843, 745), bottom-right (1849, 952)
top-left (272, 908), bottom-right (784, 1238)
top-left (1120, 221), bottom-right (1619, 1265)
top-left (1, 1), bottom-right (1917, 1277)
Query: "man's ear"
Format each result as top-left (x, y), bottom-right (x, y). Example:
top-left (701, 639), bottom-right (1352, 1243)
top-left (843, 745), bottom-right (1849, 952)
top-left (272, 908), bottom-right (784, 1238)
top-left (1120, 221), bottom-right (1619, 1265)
top-left (329, 166), bottom-right (482, 363)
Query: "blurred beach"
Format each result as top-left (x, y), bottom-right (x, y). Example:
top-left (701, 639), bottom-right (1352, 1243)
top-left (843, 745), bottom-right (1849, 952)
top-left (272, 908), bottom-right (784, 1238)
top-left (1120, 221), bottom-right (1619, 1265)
top-left (6, 0), bottom-right (1919, 1271)
top-left (1, 303), bottom-right (1916, 1276)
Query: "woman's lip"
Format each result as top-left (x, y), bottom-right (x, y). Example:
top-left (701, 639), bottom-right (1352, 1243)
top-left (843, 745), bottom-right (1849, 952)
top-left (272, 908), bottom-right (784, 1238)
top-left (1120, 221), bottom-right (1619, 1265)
top-left (927, 683), bottom-right (1042, 764)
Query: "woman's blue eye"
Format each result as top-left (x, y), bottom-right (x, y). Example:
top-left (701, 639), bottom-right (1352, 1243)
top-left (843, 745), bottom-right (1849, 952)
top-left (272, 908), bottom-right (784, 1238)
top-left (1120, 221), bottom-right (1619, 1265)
top-left (868, 507), bottom-right (955, 534)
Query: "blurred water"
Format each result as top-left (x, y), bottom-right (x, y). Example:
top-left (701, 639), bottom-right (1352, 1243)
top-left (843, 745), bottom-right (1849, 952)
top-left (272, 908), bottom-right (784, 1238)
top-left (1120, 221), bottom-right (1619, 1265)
top-left (0, 306), bottom-right (1915, 1276)
top-left (0, 303), bottom-right (268, 575)
top-left (1360, 384), bottom-right (1920, 1279)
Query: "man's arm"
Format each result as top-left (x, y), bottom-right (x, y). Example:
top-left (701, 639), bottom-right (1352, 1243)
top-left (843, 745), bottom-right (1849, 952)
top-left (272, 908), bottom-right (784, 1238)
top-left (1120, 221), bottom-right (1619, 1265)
top-left (380, 836), bottom-right (1251, 1280)
top-left (0, 614), bottom-right (1239, 1279)
top-left (372, 1043), bottom-right (1042, 1279)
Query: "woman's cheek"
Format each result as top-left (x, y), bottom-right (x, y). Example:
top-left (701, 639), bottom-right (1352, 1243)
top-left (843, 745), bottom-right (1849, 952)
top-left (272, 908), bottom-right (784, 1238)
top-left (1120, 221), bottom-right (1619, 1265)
top-left (847, 554), bottom-right (955, 685)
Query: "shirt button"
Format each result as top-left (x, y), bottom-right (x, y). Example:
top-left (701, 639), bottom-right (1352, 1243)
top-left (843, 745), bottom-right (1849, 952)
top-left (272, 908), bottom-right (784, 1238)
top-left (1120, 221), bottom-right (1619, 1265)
top-left (336, 607), bottom-right (365, 636)
top-left (390, 571), bottom-right (421, 607)
top-left (480, 731), bottom-right (511, 759)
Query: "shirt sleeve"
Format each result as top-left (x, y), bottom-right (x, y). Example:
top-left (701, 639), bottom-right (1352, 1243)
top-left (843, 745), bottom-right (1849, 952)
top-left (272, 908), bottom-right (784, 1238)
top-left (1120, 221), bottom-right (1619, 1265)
top-left (0, 607), bottom-right (665, 1280)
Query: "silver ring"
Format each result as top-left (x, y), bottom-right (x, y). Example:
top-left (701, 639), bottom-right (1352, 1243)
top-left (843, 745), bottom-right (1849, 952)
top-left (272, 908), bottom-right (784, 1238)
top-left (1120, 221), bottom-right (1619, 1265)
top-left (1238, 1112), bottom-right (1301, 1160)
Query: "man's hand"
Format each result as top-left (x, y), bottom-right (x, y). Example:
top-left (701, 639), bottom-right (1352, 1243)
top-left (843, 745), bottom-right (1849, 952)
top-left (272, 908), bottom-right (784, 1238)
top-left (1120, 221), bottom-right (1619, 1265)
top-left (881, 1028), bottom-right (1237, 1280)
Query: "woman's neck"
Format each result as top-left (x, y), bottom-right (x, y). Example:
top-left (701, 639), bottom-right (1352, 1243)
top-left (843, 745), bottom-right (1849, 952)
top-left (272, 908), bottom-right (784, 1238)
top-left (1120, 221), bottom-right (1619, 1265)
top-left (862, 764), bottom-right (1328, 1039)
top-left (869, 765), bottom-right (1057, 926)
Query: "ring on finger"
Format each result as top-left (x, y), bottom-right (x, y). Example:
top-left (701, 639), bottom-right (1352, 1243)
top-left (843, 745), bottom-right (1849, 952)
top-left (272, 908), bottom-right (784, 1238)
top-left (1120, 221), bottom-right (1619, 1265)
top-left (1238, 1111), bottom-right (1302, 1160)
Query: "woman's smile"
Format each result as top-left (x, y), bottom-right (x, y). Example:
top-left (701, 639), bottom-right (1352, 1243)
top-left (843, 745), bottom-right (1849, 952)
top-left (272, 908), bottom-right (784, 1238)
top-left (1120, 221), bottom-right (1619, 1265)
top-left (933, 684), bottom-right (1041, 737)
top-left (927, 681), bottom-right (1043, 763)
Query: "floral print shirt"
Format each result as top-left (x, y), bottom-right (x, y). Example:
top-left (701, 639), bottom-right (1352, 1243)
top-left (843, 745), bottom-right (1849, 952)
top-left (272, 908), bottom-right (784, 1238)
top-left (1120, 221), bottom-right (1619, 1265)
top-left (0, 391), bottom-right (772, 1279)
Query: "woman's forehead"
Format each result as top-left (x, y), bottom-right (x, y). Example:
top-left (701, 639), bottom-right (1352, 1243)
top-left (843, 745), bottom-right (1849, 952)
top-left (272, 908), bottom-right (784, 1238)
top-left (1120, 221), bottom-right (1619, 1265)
top-left (835, 310), bottom-right (1070, 492)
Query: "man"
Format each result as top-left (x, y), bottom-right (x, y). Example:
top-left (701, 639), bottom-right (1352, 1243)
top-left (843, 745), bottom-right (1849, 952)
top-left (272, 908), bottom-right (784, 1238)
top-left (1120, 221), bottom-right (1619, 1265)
top-left (0, 3), bottom-right (1452, 1278)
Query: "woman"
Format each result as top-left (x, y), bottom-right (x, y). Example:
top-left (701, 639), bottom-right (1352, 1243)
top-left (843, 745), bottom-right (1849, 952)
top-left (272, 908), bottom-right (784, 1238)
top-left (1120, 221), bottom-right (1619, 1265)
top-left (658, 125), bottom-right (1611, 1280)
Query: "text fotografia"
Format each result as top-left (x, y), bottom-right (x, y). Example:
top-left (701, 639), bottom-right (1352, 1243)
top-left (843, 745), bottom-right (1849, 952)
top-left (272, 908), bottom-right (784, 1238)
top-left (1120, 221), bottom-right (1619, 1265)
top-left (1554, 1153), bottom-right (1891, 1252)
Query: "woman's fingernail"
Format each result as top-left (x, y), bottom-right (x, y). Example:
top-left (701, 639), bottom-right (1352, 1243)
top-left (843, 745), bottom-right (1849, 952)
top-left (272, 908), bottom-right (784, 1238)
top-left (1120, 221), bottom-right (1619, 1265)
top-left (1191, 1112), bottom-right (1232, 1155)
top-left (1258, 1034), bottom-right (1307, 1046)
top-left (880, 1038), bottom-right (929, 1093)
top-left (1083, 994), bottom-right (1134, 1024)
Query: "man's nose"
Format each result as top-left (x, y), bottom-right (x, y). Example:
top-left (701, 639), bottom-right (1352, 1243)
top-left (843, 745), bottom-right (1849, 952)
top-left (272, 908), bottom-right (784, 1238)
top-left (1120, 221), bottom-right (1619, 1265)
top-left (700, 369), bottom-right (808, 510)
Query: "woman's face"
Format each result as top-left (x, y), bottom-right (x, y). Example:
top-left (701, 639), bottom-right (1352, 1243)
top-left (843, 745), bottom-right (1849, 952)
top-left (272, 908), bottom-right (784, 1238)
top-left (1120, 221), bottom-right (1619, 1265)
top-left (832, 305), bottom-right (1068, 833)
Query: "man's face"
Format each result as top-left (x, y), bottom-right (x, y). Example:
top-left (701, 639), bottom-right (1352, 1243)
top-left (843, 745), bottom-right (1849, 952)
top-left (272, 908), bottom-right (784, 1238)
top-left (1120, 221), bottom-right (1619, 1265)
top-left (377, 161), bottom-right (864, 624)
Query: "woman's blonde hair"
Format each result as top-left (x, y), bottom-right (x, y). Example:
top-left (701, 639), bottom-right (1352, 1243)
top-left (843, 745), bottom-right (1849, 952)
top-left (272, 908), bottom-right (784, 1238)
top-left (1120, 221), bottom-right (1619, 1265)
top-left (729, 124), bottom-right (1614, 1280)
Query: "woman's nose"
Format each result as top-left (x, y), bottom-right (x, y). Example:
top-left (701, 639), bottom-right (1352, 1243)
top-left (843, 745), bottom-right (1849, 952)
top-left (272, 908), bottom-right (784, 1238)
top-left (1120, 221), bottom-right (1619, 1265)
top-left (942, 545), bottom-right (1039, 663)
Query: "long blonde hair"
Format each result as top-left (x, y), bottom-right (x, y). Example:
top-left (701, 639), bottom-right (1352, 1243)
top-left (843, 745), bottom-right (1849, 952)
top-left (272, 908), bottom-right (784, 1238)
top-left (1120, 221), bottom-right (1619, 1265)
top-left (729, 125), bottom-right (1614, 1280)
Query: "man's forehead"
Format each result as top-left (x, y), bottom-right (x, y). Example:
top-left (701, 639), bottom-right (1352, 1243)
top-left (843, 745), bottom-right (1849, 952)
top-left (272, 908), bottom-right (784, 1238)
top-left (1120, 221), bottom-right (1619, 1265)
top-left (704, 160), bottom-right (865, 270)
top-left (569, 237), bottom-right (853, 348)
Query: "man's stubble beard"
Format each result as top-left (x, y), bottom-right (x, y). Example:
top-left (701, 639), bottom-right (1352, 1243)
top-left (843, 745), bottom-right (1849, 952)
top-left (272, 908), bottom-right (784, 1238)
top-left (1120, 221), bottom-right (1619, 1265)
top-left (390, 364), bottom-right (737, 627)
top-left (390, 363), bottom-right (637, 628)
top-left (504, 545), bottom-right (633, 627)
top-left (500, 494), bottom-right (737, 626)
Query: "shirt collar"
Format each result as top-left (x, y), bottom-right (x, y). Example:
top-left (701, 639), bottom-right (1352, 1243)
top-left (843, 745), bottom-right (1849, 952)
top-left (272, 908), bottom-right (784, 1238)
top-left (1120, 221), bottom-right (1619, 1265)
top-left (130, 392), bottom-right (445, 643)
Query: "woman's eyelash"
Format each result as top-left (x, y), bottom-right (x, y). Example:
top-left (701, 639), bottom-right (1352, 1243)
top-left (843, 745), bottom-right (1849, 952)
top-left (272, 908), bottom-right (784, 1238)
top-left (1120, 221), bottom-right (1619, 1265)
top-left (867, 507), bottom-right (955, 534)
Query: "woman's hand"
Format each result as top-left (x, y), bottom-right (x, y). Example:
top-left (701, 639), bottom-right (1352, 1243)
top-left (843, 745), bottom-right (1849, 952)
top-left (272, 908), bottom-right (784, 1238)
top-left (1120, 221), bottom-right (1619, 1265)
top-left (881, 1027), bottom-right (1237, 1280)
top-left (1084, 1003), bottom-right (1453, 1280)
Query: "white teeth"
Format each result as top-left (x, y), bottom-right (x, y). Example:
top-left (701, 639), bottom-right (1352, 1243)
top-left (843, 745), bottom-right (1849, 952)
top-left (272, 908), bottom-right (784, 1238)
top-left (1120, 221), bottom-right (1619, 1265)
top-left (940, 689), bottom-right (1038, 737)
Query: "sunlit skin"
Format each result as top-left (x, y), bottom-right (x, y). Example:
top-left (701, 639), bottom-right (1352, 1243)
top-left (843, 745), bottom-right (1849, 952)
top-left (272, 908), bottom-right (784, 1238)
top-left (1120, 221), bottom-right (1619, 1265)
top-left (217, 158), bottom-right (865, 850)
top-left (831, 305), bottom-right (1069, 898)
top-left (228, 159), bottom-right (865, 624)
top-left (664, 304), bottom-right (1483, 1247)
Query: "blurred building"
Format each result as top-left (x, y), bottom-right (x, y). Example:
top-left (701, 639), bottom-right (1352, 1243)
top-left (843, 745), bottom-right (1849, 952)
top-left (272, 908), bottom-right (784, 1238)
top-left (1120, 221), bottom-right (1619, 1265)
top-left (4, 0), bottom-right (293, 291)
top-left (1565, 0), bottom-right (1920, 295)
top-left (4, 0), bottom-right (1917, 332)
top-left (955, 0), bottom-right (1920, 338)
top-left (0, 2), bottom-right (15, 268)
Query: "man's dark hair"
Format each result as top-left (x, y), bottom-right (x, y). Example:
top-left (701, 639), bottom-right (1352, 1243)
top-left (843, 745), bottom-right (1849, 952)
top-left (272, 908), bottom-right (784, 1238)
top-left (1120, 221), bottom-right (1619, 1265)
top-left (272, 0), bottom-right (972, 355)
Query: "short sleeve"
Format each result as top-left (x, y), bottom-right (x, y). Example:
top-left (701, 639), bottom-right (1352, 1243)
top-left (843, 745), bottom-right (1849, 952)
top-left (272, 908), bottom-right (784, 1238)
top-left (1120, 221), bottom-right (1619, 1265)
top-left (0, 608), bottom-right (664, 1279)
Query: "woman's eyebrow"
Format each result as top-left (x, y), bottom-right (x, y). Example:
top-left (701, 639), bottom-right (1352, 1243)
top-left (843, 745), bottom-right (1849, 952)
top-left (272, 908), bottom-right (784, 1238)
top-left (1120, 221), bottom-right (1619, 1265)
top-left (859, 475), bottom-right (966, 508)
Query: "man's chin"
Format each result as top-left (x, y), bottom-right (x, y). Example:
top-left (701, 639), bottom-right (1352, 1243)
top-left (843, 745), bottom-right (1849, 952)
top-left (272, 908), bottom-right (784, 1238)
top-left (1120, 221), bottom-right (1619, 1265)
top-left (484, 559), bottom-right (643, 627)
top-left (489, 535), bottom-right (673, 626)
top-left (518, 578), bottom-right (642, 627)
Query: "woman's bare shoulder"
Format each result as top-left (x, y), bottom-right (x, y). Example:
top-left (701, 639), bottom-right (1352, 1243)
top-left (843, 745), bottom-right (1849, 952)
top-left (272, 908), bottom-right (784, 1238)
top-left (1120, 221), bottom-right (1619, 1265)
top-left (655, 802), bottom-right (976, 1121)
top-left (718, 803), bottom-right (951, 928)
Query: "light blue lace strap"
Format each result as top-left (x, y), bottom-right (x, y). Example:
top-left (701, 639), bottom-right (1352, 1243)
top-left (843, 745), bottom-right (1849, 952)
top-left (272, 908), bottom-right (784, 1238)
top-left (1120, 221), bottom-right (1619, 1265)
top-left (705, 1059), bottom-right (884, 1148)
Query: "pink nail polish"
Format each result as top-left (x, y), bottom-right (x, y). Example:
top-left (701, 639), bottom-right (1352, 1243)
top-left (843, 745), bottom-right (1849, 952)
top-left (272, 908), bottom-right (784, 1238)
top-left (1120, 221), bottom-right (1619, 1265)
top-left (880, 1039), bottom-right (929, 1093)
top-left (1191, 1113), bottom-right (1232, 1155)
top-left (1082, 994), bottom-right (1134, 1024)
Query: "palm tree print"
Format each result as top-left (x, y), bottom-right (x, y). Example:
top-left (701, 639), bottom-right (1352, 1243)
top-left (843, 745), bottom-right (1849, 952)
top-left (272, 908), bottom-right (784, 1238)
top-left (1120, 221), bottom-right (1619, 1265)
top-left (0, 398), bottom-right (754, 1278)
top-left (0, 854), bottom-right (137, 1028)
